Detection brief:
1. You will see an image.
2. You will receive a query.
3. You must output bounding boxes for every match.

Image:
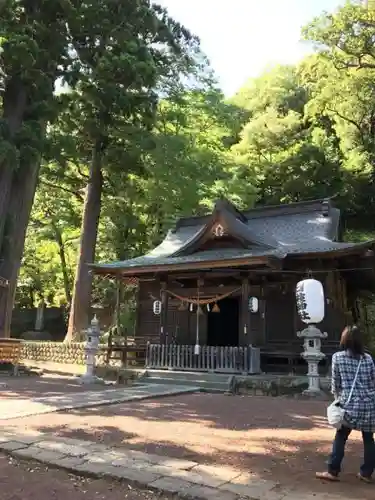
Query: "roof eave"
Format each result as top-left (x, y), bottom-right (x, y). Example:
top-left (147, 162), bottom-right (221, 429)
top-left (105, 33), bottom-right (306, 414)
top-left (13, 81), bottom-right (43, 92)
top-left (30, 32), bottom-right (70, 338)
top-left (287, 241), bottom-right (375, 260)
top-left (90, 255), bottom-right (274, 277)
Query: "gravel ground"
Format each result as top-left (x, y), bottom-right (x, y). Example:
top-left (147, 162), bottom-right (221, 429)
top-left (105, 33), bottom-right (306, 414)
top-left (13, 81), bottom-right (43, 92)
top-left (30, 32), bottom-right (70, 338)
top-left (0, 373), bottom-right (115, 400)
top-left (2, 393), bottom-right (374, 499)
top-left (0, 453), bottom-right (172, 500)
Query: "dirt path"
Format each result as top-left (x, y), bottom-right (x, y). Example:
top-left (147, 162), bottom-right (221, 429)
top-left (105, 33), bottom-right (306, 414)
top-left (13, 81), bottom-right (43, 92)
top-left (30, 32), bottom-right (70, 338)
top-left (2, 393), bottom-right (374, 499)
top-left (0, 453), bottom-right (172, 500)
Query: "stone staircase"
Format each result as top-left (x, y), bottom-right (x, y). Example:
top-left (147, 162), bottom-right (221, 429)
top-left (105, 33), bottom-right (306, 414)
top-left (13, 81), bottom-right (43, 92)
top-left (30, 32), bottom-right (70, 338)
top-left (139, 369), bottom-right (331, 396)
top-left (140, 369), bottom-right (231, 393)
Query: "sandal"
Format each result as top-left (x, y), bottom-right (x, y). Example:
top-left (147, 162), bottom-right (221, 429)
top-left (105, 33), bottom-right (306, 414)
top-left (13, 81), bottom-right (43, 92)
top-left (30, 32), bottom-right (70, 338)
top-left (316, 472), bottom-right (340, 482)
top-left (357, 473), bottom-right (372, 484)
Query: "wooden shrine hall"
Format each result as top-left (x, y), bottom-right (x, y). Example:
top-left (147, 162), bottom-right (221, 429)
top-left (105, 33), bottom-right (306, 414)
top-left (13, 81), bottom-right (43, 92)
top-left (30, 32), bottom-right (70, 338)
top-left (91, 198), bottom-right (375, 373)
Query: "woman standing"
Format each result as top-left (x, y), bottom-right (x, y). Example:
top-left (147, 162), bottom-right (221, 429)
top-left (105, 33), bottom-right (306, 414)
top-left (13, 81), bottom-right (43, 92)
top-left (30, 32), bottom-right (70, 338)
top-left (317, 325), bottom-right (375, 482)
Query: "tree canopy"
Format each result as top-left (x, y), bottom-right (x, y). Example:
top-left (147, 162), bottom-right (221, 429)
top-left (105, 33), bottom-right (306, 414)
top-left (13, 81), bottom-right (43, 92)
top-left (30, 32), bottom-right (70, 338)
top-left (2, 0), bottom-right (375, 337)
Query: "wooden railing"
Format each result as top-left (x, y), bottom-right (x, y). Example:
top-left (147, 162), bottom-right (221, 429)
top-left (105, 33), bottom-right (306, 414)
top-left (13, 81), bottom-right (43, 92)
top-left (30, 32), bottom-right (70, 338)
top-left (145, 344), bottom-right (261, 374)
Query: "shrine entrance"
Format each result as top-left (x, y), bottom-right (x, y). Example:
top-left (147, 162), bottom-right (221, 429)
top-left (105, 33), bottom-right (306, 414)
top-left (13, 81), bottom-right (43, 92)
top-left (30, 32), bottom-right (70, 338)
top-left (207, 297), bottom-right (239, 347)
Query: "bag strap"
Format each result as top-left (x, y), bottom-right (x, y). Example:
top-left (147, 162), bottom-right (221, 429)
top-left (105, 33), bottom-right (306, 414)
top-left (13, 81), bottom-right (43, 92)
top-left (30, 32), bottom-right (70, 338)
top-left (346, 357), bottom-right (362, 405)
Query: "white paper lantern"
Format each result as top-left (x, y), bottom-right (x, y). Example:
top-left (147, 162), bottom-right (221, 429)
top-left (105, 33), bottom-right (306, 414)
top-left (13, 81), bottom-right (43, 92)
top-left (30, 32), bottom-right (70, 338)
top-left (153, 300), bottom-right (162, 315)
top-left (296, 278), bottom-right (325, 324)
top-left (248, 296), bottom-right (259, 313)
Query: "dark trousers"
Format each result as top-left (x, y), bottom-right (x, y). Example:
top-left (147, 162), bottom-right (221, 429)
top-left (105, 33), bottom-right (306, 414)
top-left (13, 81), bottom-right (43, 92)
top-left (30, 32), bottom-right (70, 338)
top-left (328, 426), bottom-right (375, 478)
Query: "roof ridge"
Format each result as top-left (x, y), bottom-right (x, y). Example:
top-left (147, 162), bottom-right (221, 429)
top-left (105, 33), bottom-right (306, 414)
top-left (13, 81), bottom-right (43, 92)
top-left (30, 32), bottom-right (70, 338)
top-left (174, 197), bottom-right (334, 229)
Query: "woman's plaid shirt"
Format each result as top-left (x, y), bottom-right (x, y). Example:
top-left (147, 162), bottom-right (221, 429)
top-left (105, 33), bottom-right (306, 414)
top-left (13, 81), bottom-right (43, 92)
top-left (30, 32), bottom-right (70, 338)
top-left (332, 350), bottom-right (375, 433)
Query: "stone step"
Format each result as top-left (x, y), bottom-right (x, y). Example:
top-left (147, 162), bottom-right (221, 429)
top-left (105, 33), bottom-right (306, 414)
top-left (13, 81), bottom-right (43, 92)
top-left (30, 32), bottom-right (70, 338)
top-left (145, 369), bottom-right (233, 383)
top-left (142, 375), bottom-right (228, 393)
top-left (141, 369), bottom-right (331, 396)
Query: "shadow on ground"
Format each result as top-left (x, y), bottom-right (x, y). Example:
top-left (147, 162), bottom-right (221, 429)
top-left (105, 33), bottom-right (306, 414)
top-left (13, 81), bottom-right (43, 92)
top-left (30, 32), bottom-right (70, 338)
top-left (0, 375), bottom-right (110, 399)
top-left (1, 393), bottom-right (373, 499)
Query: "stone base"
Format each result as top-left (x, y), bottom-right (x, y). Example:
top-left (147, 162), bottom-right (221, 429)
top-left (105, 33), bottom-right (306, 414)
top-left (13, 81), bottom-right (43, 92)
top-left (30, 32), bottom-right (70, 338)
top-left (301, 387), bottom-right (329, 400)
top-left (94, 365), bottom-right (145, 385)
top-left (78, 374), bottom-right (105, 385)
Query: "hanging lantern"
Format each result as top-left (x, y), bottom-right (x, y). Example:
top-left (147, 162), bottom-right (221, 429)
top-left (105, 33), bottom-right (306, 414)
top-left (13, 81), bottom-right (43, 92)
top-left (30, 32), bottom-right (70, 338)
top-left (189, 303), bottom-right (194, 312)
top-left (212, 303), bottom-right (220, 313)
top-left (296, 278), bottom-right (325, 324)
top-left (206, 304), bottom-right (210, 312)
top-left (248, 296), bottom-right (259, 313)
top-left (153, 300), bottom-right (162, 315)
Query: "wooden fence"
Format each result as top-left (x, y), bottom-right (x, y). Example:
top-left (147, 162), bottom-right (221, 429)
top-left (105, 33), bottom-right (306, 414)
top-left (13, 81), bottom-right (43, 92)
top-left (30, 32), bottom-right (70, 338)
top-left (145, 344), bottom-right (261, 374)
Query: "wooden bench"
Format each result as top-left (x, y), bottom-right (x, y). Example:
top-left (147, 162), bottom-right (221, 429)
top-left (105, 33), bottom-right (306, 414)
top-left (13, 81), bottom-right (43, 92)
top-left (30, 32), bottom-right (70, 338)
top-left (261, 350), bottom-right (302, 373)
top-left (105, 335), bottom-right (159, 367)
top-left (261, 344), bottom-right (334, 375)
top-left (0, 339), bottom-right (23, 375)
top-left (125, 336), bottom-right (159, 366)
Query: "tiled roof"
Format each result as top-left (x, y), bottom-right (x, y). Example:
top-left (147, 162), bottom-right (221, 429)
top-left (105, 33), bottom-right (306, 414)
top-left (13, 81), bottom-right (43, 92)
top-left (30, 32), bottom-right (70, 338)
top-left (92, 247), bottom-right (283, 271)
top-left (91, 198), bottom-right (374, 274)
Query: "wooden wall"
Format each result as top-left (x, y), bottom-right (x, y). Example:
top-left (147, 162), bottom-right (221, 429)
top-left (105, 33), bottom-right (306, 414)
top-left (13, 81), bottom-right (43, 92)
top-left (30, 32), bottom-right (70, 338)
top-left (135, 271), bottom-right (350, 350)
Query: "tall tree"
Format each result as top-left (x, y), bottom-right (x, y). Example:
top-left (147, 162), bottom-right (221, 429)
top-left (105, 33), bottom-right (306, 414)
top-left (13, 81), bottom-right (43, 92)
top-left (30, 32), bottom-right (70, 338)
top-left (0, 0), bottom-right (71, 337)
top-left (64, 1), bottom-right (201, 340)
top-left (231, 66), bottom-right (342, 206)
top-left (303, 3), bottom-right (375, 229)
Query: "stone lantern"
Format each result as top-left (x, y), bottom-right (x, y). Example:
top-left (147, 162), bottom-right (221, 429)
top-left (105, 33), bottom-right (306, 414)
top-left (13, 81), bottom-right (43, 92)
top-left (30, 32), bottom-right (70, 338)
top-left (79, 316), bottom-right (104, 385)
top-left (296, 278), bottom-right (327, 396)
top-left (297, 324), bottom-right (328, 395)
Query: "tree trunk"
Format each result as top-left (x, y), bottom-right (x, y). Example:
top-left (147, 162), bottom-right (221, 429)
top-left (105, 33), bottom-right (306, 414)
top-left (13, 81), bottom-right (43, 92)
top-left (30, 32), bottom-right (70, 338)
top-left (65, 141), bottom-right (103, 342)
top-left (51, 220), bottom-right (72, 305)
top-left (0, 158), bottom-right (41, 337)
top-left (0, 80), bottom-right (27, 250)
top-left (0, 166), bottom-right (14, 251)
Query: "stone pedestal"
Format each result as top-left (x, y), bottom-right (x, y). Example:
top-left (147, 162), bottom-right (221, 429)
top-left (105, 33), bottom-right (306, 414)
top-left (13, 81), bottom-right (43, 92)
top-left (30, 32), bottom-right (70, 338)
top-left (79, 316), bottom-right (105, 385)
top-left (297, 324), bottom-right (327, 396)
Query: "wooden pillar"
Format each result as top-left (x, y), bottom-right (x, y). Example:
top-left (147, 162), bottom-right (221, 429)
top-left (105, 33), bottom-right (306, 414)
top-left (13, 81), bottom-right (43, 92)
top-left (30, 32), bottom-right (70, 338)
top-left (132, 280), bottom-right (140, 337)
top-left (241, 276), bottom-right (249, 346)
top-left (115, 278), bottom-right (122, 334)
top-left (160, 280), bottom-right (168, 344)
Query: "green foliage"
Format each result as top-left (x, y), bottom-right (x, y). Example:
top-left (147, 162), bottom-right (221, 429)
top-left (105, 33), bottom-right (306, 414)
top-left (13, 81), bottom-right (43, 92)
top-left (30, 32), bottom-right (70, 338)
top-left (231, 65), bottom-right (307, 115)
top-left (14, 1), bottom-right (375, 320)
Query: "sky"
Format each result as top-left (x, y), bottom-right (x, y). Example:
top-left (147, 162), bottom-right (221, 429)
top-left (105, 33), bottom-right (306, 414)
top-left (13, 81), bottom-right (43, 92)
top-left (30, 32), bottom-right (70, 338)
top-left (157, 0), bottom-right (346, 96)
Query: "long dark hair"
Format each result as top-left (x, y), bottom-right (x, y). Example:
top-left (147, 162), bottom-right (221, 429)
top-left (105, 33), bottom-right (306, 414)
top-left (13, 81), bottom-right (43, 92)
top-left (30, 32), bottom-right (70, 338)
top-left (340, 325), bottom-right (364, 357)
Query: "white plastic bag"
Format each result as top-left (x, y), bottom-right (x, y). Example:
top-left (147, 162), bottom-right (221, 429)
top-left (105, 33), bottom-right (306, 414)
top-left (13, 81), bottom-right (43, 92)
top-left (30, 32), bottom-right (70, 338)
top-left (327, 400), bottom-right (345, 429)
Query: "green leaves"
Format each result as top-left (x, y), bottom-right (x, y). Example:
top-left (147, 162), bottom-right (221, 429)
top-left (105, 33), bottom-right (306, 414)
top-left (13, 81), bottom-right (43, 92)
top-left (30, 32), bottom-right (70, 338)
top-left (303, 3), bottom-right (375, 70)
top-left (302, 2), bottom-right (375, 227)
top-left (13, 0), bottom-right (375, 315)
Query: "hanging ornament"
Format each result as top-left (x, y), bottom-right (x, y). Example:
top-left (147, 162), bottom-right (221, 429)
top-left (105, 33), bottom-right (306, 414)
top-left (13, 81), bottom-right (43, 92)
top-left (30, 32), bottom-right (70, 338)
top-left (194, 280), bottom-right (201, 355)
top-left (153, 300), bottom-right (162, 315)
top-left (206, 304), bottom-right (210, 312)
top-left (212, 302), bottom-right (220, 313)
top-left (296, 278), bottom-right (325, 324)
top-left (189, 303), bottom-right (194, 312)
top-left (178, 301), bottom-right (186, 311)
top-left (248, 296), bottom-right (259, 313)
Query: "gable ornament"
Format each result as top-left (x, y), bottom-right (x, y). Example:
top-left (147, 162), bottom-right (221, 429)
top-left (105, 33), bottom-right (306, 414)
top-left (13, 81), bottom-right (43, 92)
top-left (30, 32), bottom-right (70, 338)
top-left (212, 223), bottom-right (225, 237)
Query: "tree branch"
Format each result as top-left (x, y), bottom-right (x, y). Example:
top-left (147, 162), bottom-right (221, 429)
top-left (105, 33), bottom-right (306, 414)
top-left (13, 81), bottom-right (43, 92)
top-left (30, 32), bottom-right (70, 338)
top-left (40, 180), bottom-right (84, 201)
top-left (325, 107), bottom-right (362, 132)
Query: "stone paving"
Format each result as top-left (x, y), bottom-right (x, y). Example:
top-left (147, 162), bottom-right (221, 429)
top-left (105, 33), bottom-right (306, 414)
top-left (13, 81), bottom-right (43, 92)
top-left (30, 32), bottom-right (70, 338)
top-left (0, 430), bottom-right (352, 500)
top-left (0, 384), bottom-right (199, 420)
